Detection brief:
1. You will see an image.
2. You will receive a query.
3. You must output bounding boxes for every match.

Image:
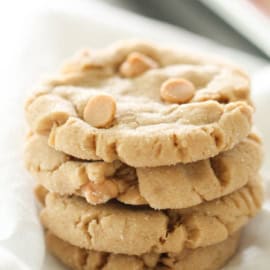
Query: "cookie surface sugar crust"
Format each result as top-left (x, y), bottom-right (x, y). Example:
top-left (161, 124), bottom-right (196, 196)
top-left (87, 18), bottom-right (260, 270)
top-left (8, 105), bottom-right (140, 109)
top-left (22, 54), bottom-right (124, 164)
top-left (25, 41), bottom-right (253, 167)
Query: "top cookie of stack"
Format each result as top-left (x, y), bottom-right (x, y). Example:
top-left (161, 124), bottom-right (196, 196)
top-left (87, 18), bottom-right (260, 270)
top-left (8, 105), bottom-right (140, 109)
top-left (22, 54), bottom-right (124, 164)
top-left (25, 40), bottom-right (252, 168)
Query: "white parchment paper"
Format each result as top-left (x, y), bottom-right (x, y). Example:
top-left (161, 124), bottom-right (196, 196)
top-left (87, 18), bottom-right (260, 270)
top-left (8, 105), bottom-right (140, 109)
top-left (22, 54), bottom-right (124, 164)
top-left (0, 1), bottom-right (269, 269)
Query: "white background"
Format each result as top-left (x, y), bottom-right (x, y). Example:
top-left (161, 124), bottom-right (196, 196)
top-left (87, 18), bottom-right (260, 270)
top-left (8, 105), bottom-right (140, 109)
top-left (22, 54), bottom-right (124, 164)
top-left (0, 1), bottom-right (269, 269)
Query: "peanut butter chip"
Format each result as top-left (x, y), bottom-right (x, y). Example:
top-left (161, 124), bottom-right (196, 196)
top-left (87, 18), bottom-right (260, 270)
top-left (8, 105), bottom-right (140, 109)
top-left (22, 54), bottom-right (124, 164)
top-left (160, 78), bottom-right (195, 104)
top-left (83, 95), bottom-right (116, 128)
top-left (119, 52), bottom-right (158, 77)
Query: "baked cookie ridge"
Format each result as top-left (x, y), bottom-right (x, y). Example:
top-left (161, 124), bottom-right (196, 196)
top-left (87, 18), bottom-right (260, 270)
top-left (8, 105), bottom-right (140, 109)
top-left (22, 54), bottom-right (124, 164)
top-left (25, 133), bottom-right (262, 209)
top-left (40, 177), bottom-right (263, 255)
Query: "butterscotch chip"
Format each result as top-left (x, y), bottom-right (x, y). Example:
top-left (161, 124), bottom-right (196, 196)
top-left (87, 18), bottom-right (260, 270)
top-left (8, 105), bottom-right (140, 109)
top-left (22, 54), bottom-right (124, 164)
top-left (117, 185), bottom-right (147, 206)
top-left (46, 230), bottom-right (241, 270)
top-left (160, 78), bottom-right (195, 103)
top-left (80, 180), bottom-right (119, 205)
top-left (60, 49), bottom-right (92, 74)
top-left (119, 52), bottom-right (158, 77)
top-left (83, 95), bottom-right (116, 128)
top-left (34, 185), bottom-right (48, 206)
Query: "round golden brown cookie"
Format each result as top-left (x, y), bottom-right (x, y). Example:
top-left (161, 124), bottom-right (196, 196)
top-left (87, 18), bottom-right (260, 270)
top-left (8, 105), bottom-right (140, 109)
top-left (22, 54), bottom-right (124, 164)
top-left (46, 230), bottom-right (241, 270)
top-left (40, 178), bottom-right (262, 255)
top-left (25, 40), bottom-right (253, 167)
top-left (25, 133), bottom-right (262, 209)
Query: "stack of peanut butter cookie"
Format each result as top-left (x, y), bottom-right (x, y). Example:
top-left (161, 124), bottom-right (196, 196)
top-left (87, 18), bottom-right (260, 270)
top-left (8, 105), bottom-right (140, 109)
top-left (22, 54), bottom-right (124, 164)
top-left (24, 41), bottom-right (263, 270)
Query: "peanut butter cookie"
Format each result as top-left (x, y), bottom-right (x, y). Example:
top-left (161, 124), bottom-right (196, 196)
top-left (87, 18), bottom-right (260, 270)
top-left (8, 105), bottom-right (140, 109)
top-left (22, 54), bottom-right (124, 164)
top-left (46, 230), bottom-right (241, 270)
top-left (25, 41), bottom-right (252, 167)
top-left (25, 133), bottom-right (262, 209)
top-left (40, 178), bottom-right (262, 255)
